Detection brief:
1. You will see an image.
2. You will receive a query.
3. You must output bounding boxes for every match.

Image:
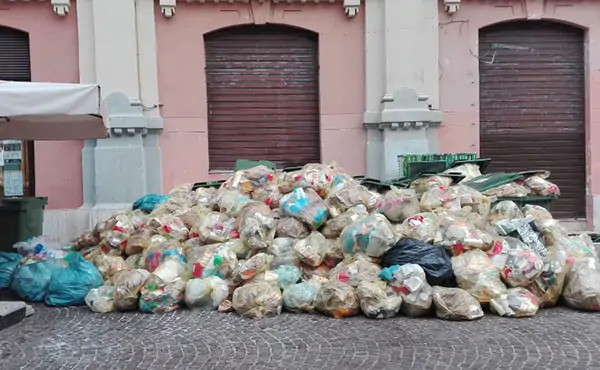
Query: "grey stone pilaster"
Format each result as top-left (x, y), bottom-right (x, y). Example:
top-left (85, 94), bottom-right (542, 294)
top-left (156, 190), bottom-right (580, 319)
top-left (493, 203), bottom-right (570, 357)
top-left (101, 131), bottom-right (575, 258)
top-left (81, 92), bottom-right (163, 210)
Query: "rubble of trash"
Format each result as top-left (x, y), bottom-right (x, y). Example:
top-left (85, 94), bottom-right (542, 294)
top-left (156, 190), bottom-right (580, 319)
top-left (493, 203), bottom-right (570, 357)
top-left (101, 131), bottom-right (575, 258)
top-left (1, 161), bottom-right (599, 321)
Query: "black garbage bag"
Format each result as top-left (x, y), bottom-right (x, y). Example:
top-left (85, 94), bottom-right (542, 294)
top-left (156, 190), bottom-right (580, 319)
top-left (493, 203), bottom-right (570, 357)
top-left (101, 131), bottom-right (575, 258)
top-left (380, 237), bottom-right (456, 287)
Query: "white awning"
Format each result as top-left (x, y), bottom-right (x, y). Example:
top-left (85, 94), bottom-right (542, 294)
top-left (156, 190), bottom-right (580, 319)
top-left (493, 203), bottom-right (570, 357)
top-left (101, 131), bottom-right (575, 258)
top-left (0, 81), bottom-right (109, 140)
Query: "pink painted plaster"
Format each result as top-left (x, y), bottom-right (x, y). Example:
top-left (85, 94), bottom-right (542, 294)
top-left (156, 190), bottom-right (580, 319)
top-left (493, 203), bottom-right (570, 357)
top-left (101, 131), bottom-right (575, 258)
top-left (155, 2), bottom-right (365, 191)
top-left (0, 2), bottom-right (82, 209)
top-left (439, 0), bottom-right (600, 224)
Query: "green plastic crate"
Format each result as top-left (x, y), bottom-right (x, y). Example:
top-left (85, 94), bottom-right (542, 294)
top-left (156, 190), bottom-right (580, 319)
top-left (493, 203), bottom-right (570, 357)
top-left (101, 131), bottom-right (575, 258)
top-left (404, 160), bottom-right (447, 179)
top-left (400, 153), bottom-right (477, 179)
top-left (493, 196), bottom-right (554, 210)
top-left (0, 197), bottom-right (48, 252)
top-left (462, 172), bottom-right (524, 193)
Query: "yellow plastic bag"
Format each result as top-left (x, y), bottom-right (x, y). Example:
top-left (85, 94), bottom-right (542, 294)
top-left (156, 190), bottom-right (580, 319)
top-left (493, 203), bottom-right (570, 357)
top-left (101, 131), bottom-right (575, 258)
top-left (378, 187), bottom-right (420, 223)
top-left (432, 286), bottom-right (483, 321)
top-left (314, 281), bottom-right (360, 318)
top-left (451, 250), bottom-right (506, 303)
top-left (232, 282), bottom-right (283, 319)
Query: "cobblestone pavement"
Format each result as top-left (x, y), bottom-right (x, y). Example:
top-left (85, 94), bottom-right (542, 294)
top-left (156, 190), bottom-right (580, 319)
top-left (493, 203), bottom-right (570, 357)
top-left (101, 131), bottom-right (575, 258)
top-left (1, 306), bottom-right (600, 370)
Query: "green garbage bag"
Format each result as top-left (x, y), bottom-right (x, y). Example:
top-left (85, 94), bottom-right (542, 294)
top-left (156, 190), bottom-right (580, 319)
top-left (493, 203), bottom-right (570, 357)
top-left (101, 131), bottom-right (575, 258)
top-left (11, 259), bottom-right (66, 302)
top-left (0, 252), bottom-right (22, 289)
top-left (45, 253), bottom-right (103, 307)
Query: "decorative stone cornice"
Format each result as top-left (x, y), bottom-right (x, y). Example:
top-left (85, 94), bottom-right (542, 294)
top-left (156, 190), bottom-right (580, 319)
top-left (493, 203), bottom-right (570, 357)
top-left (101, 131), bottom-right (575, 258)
top-left (365, 121), bottom-right (439, 131)
top-left (102, 93), bottom-right (163, 138)
top-left (159, 0), bottom-right (360, 19)
top-left (364, 88), bottom-right (443, 131)
top-left (443, 0), bottom-right (460, 14)
top-left (51, 0), bottom-right (70, 17)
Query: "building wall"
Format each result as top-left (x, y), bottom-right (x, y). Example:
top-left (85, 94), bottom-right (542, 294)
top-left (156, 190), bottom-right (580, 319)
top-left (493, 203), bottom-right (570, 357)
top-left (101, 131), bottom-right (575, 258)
top-left (155, 1), bottom-right (366, 191)
top-left (438, 0), bottom-right (600, 229)
top-left (1, 0), bottom-right (594, 241)
top-left (0, 1), bottom-right (82, 210)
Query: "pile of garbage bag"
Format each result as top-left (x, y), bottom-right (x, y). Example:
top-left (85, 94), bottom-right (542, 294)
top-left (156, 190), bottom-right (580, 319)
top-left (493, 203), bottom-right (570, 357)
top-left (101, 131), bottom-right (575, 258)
top-left (1, 161), bottom-right (599, 321)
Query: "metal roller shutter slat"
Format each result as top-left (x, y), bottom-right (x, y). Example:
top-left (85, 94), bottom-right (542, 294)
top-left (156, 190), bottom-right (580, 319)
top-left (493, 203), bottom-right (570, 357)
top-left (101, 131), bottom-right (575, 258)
top-left (479, 21), bottom-right (586, 219)
top-left (205, 25), bottom-right (320, 170)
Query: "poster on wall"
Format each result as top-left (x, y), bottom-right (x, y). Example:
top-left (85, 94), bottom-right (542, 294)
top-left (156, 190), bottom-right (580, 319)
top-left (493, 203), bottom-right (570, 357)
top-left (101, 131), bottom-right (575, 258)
top-left (1, 140), bottom-right (23, 197)
top-left (4, 170), bottom-right (23, 197)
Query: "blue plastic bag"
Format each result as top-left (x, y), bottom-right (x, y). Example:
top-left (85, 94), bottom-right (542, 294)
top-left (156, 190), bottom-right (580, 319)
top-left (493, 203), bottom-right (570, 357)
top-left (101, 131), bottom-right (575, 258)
top-left (45, 253), bottom-right (103, 307)
top-left (279, 188), bottom-right (329, 229)
top-left (10, 259), bottom-right (66, 302)
top-left (275, 265), bottom-right (301, 290)
top-left (132, 193), bottom-right (169, 213)
top-left (282, 282), bottom-right (320, 313)
top-left (0, 252), bottom-right (22, 289)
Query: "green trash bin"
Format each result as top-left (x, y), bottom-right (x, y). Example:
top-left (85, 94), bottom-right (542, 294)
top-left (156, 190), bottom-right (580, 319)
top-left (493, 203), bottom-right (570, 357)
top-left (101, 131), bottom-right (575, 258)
top-left (0, 197), bottom-right (48, 252)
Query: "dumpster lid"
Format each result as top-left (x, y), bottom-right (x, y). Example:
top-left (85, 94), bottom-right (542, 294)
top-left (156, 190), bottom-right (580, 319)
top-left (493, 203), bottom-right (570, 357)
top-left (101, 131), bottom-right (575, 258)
top-left (0, 81), bottom-right (108, 141)
top-left (461, 172), bottom-right (524, 192)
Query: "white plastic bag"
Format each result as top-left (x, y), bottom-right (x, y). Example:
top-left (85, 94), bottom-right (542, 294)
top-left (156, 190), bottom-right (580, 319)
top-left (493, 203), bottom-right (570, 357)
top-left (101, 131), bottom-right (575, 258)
top-left (85, 286), bottom-right (116, 313)
top-left (282, 281), bottom-right (321, 313)
top-left (490, 287), bottom-right (540, 317)
top-left (185, 276), bottom-right (229, 310)
top-left (382, 263), bottom-right (433, 317)
top-left (432, 286), bottom-right (483, 321)
top-left (562, 258), bottom-right (600, 311)
top-left (356, 280), bottom-right (402, 319)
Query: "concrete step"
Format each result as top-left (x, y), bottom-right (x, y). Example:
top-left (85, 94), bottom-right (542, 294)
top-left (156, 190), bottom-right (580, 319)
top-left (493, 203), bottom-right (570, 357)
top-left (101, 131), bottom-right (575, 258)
top-left (0, 301), bottom-right (27, 331)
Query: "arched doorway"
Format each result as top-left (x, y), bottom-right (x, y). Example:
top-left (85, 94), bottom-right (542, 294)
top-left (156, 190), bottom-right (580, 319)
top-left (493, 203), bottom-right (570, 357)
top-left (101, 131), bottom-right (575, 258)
top-left (0, 25), bottom-right (34, 197)
top-left (479, 21), bottom-right (586, 219)
top-left (204, 24), bottom-right (320, 170)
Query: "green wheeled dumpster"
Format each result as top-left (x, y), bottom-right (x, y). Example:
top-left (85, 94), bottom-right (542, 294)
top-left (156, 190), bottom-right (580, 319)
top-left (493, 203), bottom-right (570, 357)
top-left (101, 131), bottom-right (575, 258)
top-left (0, 197), bottom-right (48, 252)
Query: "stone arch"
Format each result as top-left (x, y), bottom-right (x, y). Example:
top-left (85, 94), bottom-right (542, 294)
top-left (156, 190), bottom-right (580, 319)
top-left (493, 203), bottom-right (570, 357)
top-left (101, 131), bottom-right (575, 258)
top-left (0, 24), bottom-right (30, 34)
top-left (203, 22), bottom-right (320, 38)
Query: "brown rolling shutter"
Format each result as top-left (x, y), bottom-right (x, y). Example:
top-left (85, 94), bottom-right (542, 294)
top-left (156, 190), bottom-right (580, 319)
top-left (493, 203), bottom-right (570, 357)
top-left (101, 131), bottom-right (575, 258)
top-left (205, 25), bottom-right (320, 170)
top-left (0, 26), bottom-right (34, 196)
top-left (479, 21), bottom-right (586, 219)
top-left (0, 26), bottom-right (31, 81)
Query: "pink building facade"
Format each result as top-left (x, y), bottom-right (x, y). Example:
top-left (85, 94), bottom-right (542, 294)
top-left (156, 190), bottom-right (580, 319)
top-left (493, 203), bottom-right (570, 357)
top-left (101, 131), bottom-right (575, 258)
top-left (155, 1), bottom-right (366, 191)
top-left (0, 0), bottom-right (596, 240)
top-left (0, 1), bottom-right (82, 210)
top-left (438, 0), bottom-right (597, 228)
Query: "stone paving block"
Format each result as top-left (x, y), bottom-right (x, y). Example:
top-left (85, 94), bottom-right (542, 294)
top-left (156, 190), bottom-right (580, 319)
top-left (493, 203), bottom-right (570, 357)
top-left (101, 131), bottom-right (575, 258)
top-left (0, 301), bottom-right (27, 331)
top-left (0, 305), bottom-right (599, 369)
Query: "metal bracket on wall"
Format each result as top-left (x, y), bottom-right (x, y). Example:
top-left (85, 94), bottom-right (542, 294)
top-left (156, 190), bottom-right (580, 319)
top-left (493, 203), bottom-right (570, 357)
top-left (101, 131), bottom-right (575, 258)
top-left (160, 0), bottom-right (176, 18)
top-left (444, 0), bottom-right (461, 14)
top-left (51, 0), bottom-right (70, 16)
top-left (343, 0), bottom-right (361, 17)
